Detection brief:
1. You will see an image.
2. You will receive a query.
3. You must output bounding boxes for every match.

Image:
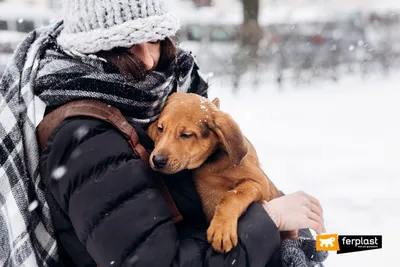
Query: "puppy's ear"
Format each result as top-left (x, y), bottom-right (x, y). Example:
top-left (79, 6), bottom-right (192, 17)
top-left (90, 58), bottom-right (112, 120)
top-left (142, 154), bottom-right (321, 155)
top-left (147, 120), bottom-right (158, 141)
top-left (209, 111), bottom-right (248, 165)
top-left (211, 98), bottom-right (220, 109)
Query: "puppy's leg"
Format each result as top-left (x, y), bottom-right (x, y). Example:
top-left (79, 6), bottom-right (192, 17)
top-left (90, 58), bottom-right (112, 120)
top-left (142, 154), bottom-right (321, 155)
top-left (207, 180), bottom-right (264, 253)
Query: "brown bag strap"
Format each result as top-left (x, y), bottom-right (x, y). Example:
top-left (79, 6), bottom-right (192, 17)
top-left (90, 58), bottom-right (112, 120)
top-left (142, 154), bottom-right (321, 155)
top-left (37, 99), bottom-right (183, 224)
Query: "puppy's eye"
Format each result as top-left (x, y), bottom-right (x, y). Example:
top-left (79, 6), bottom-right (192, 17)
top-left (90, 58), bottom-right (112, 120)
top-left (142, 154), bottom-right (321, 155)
top-left (180, 133), bottom-right (193, 139)
top-left (157, 125), bottom-right (163, 133)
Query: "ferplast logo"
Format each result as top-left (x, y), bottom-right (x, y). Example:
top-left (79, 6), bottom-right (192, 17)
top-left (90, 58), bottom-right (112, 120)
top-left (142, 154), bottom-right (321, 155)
top-left (316, 234), bottom-right (339, 251)
top-left (316, 234), bottom-right (382, 254)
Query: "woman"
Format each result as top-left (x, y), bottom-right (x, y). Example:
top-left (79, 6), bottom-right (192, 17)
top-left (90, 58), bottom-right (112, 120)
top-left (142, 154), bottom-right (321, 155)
top-left (0, 0), bottom-right (327, 266)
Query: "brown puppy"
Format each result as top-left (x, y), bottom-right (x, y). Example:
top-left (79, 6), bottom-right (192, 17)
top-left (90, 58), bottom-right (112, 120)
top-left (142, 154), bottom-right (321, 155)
top-left (147, 92), bottom-right (297, 253)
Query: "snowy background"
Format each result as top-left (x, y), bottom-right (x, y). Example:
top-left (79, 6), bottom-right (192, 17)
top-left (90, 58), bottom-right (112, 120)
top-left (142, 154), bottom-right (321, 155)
top-left (207, 72), bottom-right (400, 267)
top-left (2, 0), bottom-right (400, 266)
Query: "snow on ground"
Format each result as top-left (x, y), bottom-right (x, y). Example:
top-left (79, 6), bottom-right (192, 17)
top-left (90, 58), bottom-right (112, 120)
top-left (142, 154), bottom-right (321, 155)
top-left (207, 72), bottom-right (400, 267)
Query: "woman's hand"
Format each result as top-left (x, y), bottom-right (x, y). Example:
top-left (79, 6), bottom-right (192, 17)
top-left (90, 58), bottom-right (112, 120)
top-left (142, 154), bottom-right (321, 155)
top-left (262, 191), bottom-right (326, 234)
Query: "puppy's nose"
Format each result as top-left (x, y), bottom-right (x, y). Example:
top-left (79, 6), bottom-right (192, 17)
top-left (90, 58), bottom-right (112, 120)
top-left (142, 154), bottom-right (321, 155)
top-left (152, 155), bottom-right (168, 169)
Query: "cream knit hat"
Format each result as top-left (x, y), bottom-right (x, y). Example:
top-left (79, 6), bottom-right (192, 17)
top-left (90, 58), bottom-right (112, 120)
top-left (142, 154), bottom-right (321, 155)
top-left (57, 0), bottom-right (181, 54)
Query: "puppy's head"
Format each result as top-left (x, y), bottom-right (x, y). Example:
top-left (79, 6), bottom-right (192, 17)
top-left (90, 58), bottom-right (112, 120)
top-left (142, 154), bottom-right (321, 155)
top-left (147, 93), bottom-right (248, 174)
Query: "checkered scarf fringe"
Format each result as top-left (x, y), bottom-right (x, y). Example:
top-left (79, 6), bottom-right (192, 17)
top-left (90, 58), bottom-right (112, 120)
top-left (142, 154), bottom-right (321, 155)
top-left (0, 21), bottom-right (206, 266)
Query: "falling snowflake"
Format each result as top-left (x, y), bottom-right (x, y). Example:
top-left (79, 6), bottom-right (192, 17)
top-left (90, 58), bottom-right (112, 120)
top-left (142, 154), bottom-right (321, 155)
top-left (110, 261), bottom-right (115, 265)
top-left (13, 104), bottom-right (26, 114)
top-left (348, 45), bottom-right (355, 51)
top-left (74, 125), bottom-right (89, 139)
top-left (28, 200), bottom-right (39, 212)
top-left (71, 148), bottom-right (82, 159)
top-left (52, 166), bottom-right (67, 180)
top-left (232, 259), bottom-right (236, 265)
top-left (128, 255), bottom-right (139, 264)
top-left (146, 191), bottom-right (156, 200)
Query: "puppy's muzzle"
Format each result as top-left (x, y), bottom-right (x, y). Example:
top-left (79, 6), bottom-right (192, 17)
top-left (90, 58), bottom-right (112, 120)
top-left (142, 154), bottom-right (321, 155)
top-left (152, 155), bottom-right (168, 169)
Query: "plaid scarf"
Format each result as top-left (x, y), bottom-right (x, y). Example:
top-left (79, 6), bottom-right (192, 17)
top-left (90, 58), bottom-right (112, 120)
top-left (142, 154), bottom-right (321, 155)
top-left (35, 30), bottom-right (208, 128)
top-left (0, 21), bottom-right (207, 266)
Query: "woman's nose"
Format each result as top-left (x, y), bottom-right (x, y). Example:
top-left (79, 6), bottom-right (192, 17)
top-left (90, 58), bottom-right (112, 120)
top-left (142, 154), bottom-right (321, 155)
top-left (133, 43), bottom-right (154, 70)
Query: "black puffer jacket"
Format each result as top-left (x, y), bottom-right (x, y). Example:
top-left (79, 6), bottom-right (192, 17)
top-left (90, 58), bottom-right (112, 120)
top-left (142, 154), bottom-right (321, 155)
top-left (40, 115), bottom-right (283, 267)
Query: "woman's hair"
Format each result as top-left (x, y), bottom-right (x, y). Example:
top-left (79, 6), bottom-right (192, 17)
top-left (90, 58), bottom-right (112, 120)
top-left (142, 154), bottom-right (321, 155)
top-left (97, 37), bottom-right (177, 80)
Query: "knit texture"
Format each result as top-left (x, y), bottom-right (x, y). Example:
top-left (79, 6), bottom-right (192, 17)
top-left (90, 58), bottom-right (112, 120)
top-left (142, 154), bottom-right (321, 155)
top-left (57, 0), bottom-right (181, 54)
top-left (281, 237), bottom-right (329, 267)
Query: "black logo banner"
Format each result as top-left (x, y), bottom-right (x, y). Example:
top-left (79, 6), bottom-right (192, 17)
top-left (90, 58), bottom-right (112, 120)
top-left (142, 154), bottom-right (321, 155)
top-left (337, 235), bottom-right (382, 254)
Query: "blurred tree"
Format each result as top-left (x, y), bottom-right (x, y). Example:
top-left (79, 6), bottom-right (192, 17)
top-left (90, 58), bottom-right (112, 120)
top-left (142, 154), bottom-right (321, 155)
top-left (192, 0), bottom-right (212, 7)
top-left (242, 0), bottom-right (259, 21)
top-left (241, 0), bottom-right (261, 47)
top-left (232, 0), bottom-right (262, 92)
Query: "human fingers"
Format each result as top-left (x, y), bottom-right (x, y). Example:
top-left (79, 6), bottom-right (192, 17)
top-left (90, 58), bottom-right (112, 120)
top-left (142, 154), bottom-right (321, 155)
top-left (306, 201), bottom-right (324, 220)
top-left (303, 192), bottom-right (324, 215)
top-left (300, 215), bottom-right (322, 234)
top-left (307, 210), bottom-right (325, 234)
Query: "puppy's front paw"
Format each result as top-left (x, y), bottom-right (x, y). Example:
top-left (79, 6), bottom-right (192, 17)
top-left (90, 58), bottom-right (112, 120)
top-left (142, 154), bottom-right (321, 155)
top-left (207, 215), bottom-right (238, 253)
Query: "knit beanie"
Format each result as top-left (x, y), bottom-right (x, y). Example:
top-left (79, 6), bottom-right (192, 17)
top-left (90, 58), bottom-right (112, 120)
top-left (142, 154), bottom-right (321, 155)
top-left (57, 0), bottom-right (181, 54)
